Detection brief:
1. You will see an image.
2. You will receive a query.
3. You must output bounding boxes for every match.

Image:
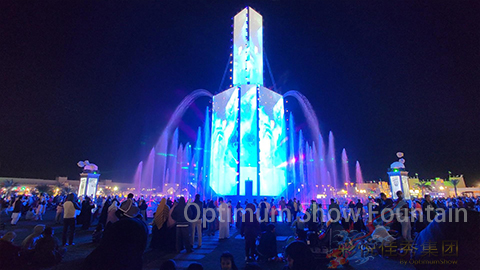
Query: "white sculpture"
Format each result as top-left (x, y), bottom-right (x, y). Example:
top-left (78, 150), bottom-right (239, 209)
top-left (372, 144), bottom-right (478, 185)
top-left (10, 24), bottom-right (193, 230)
top-left (77, 160), bottom-right (98, 172)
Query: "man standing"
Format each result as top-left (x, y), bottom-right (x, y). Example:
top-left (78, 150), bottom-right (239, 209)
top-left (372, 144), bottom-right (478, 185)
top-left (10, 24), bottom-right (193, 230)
top-left (171, 197), bottom-right (193, 253)
top-left (395, 191), bottom-right (412, 241)
top-left (218, 197), bottom-right (230, 240)
top-left (62, 193), bottom-right (80, 246)
top-left (380, 192), bottom-right (394, 212)
top-left (279, 197), bottom-right (286, 222)
top-left (119, 193), bottom-right (137, 217)
top-left (355, 199), bottom-right (364, 218)
top-left (190, 194), bottom-right (203, 248)
top-left (422, 195), bottom-right (437, 224)
top-left (293, 198), bottom-right (299, 220)
top-left (328, 198), bottom-right (340, 222)
top-left (10, 196), bottom-right (24, 225)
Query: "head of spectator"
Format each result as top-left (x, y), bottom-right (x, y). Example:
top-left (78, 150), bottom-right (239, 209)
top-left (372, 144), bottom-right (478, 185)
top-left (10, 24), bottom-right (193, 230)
top-left (284, 241), bottom-right (314, 270)
top-left (187, 262), bottom-right (203, 270)
top-left (1, 231), bottom-right (16, 242)
top-left (220, 252), bottom-right (238, 270)
top-left (160, 259), bottom-right (176, 270)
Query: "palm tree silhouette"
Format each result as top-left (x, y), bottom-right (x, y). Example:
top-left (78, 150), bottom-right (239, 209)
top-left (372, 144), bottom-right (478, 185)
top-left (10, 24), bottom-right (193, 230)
top-left (0, 180), bottom-right (19, 197)
top-left (415, 181), bottom-right (433, 197)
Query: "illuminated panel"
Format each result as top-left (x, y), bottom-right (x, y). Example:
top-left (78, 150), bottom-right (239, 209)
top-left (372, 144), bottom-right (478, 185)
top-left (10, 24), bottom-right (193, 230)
top-left (248, 8), bottom-right (263, 85)
top-left (78, 177), bottom-right (87, 196)
top-left (233, 7), bottom-right (263, 86)
top-left (233, 8), bottom-right (247, 86)
top-left (401, 175), bottom-right (411, 199)
top-left (86, 177), bottom-right (98, 197)
top-left (258, 87), bottom-right (286, 196)
top-left (210, 87), bottom-right (239, 195)
top-left (239, 85), bottom-right (258, 195)
top-left (390, 175), bottom-right (402, 199)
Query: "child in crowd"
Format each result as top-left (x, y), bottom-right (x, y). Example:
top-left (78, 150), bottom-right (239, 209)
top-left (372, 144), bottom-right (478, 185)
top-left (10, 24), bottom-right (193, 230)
top-left (220, 252), bottom-right (238, 270)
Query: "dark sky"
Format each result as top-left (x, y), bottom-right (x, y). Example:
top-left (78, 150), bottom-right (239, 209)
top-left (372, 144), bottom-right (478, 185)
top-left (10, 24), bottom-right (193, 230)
top-left (1, 1), bottom-right (479, 185)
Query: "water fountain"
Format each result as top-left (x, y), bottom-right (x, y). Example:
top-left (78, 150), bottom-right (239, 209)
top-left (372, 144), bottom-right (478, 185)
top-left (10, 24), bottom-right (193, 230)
top-left (355, 161), bottom-right (364, 185)
top-left (132, 7), bottom-right (363, 202)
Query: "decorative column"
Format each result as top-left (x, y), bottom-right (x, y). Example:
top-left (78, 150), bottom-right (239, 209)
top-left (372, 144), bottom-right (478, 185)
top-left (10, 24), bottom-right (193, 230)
top-left (77, 160), bottom-right (100, 198)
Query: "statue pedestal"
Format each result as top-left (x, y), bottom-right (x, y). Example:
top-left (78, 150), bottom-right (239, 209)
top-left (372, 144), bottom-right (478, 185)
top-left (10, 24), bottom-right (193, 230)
top-left (78, 172), bottom-right (100, 198)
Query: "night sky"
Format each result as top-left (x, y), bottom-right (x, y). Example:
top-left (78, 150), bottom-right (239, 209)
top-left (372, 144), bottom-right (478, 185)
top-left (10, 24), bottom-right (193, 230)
top-left (1, 1), bottom-right (479, 185)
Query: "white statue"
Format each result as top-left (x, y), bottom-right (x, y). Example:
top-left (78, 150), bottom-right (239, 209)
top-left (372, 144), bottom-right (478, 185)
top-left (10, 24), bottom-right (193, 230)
top-left (77, 160), bottom-right (98, 172)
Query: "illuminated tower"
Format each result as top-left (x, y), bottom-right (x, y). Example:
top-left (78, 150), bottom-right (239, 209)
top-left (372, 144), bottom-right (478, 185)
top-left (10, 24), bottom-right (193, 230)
top-left (387, 152), bottom-right (411, 200)
top-left (209, 7), bottom-right (287, 197)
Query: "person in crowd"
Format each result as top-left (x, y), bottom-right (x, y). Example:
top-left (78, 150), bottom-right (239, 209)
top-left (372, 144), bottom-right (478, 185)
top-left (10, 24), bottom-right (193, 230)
top-left (62, 193), bottom-right (81, 246)
top-left (283, 241), bottom-right (315, 270)
top-left (292, 198), bottom-right (299, 220)
top-left (33, 227), bottom-right (65, 267)
top-left (98, 196), bottom-right (111, 226)
top-left (291, 215), bottom-right (305, 236)
top-left (79, 196), bottom-right (95, 230)
top-left (92, 223), bottom-right (104, 243)
top-left (83, 199), bottom-right (148, 270)
top-left (257, 223), bottom-right (278, 261)
top-left (395, 191), bottom-right (412, 241)
top-left (220, 252), bottom-right (238, 270)
top-left (206, 200), bottom-right (216, 236)
top-left (10, 195), bottom-right (24, 225)
top-left (119, 193), bottom-right (136, 214)
top-left (413, 208), bottom-right (480, 269)
top-left (171, 196), bottom-right (193, 253)
top-left (218, 197), bottom-right (230, 240)
top-left (306, 200), bottom-right (318, 231)
top-left (348, 200), bottom-right (356, 217)
top-left (22, 224), bottom-right (45, 251)
top-left (372, 198), bottom-right (382, 218)
top-left (259, 199), bottom-right (267, 225)
top-left (0, 231), bottom-right (20, 269)
top-left (138, 197), bottom-right (148, 222)
top-left (380, 192), bottom-right (394, 212)
top-left (190, 194), bottom-right (203, 248)
top-left (241, 203), bottom-right (260, 262)
top-left (355, 199), bottom-right (364, 218)
top-left (55, 200), bottom-right (64, 224)
top-left (25, 207), bottom-right (36, 220)
top-left (235, 201), bottom-right (243, 230)
top-left (422, 194), bottom-right (437, 225)
top-left (270, 203), bottom-right (278, 223)
top-left (160, 259), bottom-right (176, 270)
top-left (106, 198), bottom-right (119, 226)
top-left (150, 198), bottom-right (170, 250)
top-left (328, 198), bottom-right (340, 222)
top-left (187, 262), bottom-right (203, 270)
top-left (286, 199), bottom-right (294, 223)
top-left (227, 200), bottom-right (234, 227)
top-left (279, 197), bottom-right (287, 222)
top-left (253, 198), bottom-right (258, 207)
top-left (165, 199), bottom-right (178, 253)
top-left (35, 195), bottom-right (46, 221)
top-left (264, 197), bottom-right (271, 221)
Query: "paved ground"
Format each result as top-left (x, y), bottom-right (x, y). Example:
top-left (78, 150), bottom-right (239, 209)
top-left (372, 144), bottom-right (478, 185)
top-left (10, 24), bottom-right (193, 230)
top-left (0, 209), bottom-right (413, 270)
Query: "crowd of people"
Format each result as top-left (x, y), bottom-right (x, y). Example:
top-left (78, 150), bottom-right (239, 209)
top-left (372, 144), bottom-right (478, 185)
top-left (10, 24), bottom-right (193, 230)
top-left (1, 190), bottom-right (479, 269)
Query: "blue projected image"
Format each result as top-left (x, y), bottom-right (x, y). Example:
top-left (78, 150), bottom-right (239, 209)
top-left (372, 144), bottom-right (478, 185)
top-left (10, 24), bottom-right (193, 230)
top-left (210, 87), bottom-right (239, 195)
top-left (233, 7), bottom-right (263, 86)
top-left (239, 85), bottom-right (258, 195)
top-left (258, 87), bottom-right (286, 196)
